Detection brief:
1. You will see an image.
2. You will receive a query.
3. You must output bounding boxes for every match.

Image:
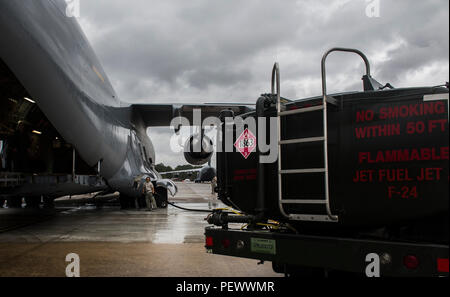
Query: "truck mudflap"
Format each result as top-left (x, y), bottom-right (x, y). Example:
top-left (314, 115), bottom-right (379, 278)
top-left (205, 227), bottom-right (449, 277)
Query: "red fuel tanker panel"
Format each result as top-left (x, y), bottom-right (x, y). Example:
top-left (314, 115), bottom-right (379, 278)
top-left (334, 92), bottom-right (448, 225)
top-left (217, 87), bottom-right (449, 227)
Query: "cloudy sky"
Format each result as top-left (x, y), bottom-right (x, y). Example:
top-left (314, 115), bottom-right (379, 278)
top-left (77, 0), bottom-right (449, 167)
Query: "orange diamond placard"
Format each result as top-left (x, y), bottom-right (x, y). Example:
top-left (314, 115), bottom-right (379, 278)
top-left (234, 128), bottom-right (257, 159)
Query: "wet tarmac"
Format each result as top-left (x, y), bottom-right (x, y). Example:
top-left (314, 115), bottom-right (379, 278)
top-left (0, 182), bottom-right (280, 277)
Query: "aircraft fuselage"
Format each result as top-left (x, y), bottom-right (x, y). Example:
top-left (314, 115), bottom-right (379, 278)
top-left (0, 0), bottom-right (173, 199)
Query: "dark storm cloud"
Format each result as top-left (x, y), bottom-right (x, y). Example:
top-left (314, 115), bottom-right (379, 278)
top-left (78, 0), bottom-right (448, 102)
top-left (77, 0), bottom-right (448, 165)
top-left (79, 0), bottom-right (303, 100)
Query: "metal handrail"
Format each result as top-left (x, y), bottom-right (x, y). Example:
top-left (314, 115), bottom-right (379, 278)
top-left (272, 63), bottom-right (280, 98)
top-left (321, 47), bottom-right (371, 96)
top-left (320, 47), bottom-right (371, 221)
top-left (273, 63), bottom-right (291, 219)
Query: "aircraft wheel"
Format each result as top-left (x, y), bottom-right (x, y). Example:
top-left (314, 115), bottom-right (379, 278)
top-left (155, 187), bottom-right (168, 208)
top-left (7, 197), bottom-right (22, 208)
top-left (0, 198), bottom-right (5, 208)
top-left (119, 194), bottom-right (134, 209)
top-left (43, 197), bottom-right (55, 209)
top-left (25, 197), bottom-right (41, 208)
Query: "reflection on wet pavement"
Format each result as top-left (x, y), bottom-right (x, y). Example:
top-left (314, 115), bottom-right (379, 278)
top-left (0, 183), bottom-right (218, 244)
top-left (0, 182), bottom-right (280, 276)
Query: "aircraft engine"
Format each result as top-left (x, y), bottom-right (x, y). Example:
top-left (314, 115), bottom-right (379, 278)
top-left (183, 134), bottom-right (214, 165)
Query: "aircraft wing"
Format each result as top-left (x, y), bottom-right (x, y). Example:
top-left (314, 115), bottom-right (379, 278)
top-left (159, 168), bottom-right (203, 175)
top-left (131, 103), bottom-right (254, 127)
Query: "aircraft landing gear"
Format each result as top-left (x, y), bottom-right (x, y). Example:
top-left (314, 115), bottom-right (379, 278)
top-left (119, 194), bottom-right (135, 209)
top-left (43, 197), bottom-right (55, 209)
top-left (7, 197), bottom-right (22, 208)
top-left (25, 196), bottom-right (41, 208)
top-left (0, 198), bottom-right (5, 208)
top-left (155, 187), bottom-right (168, 208)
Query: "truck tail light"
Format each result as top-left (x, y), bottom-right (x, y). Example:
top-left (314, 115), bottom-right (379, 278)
top-left (205, 236), bottom-right (214, 247)
top-left (222, 239), bottom-right (230, 248)
top-left (403, 255), bottom-right (419, 270)
top-left (437, 258), bottom-right (449, 273)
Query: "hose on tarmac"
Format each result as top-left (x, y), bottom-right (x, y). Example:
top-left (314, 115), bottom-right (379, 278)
top-left (166, 201), bottom-right (213, 213)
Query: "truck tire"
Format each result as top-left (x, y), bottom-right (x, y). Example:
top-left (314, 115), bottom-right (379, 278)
top-left (272, 262), bottom-right (326, 277)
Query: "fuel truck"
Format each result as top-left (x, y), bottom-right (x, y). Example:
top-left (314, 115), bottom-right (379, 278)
top-left (205, 48), bottom-right (449, 277)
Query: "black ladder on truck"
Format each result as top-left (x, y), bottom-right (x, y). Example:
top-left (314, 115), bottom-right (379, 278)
top-left (275, 48), bottom-right (373, 222)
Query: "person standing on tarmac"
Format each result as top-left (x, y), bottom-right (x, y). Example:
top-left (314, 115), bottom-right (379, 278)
top-left (143, 177), bottom-right (157, 211)
top-left (211, 176), bottom-right (217, 195)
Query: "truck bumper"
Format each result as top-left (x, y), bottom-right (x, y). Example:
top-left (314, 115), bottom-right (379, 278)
top-left (205, 227), bottom-right (449, 277)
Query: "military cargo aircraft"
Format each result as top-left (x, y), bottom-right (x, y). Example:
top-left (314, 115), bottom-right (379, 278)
top-left (0, 0), bottom-right (251, 208)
